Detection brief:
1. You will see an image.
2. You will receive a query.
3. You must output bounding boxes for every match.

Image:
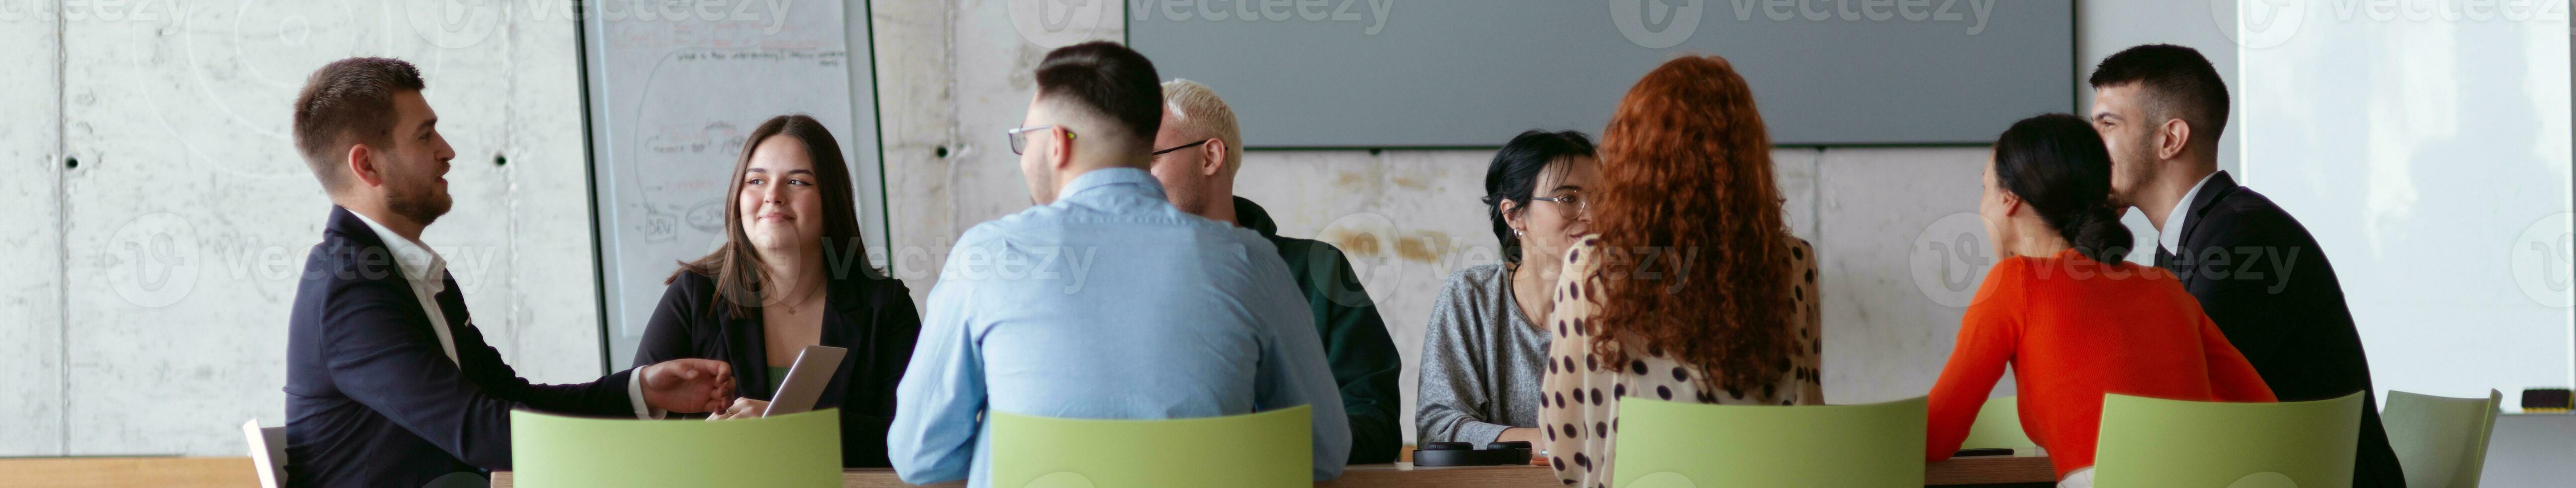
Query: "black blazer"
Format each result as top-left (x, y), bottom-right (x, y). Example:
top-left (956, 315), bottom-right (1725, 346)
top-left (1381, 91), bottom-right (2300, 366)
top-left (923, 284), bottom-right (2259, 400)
top-left (2154, 171), bottom-right (2407, 488)
top-left (285, 207), bottom-right (637, 488)
top-left (633, 266), bottom-right (922, 468)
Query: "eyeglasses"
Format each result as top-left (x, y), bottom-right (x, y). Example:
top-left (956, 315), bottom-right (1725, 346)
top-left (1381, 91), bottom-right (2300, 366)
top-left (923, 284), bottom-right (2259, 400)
top-left (1529, 191), bottom-right (1587, 216)
top-left (1006, 125), bottom-right (1070, 155)
top-left (1151, 139), bottom-right (1210, 157)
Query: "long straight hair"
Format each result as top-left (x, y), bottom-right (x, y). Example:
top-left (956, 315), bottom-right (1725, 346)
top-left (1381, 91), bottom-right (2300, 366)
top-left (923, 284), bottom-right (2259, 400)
top-left (667, 115), bottom-right (881, 319)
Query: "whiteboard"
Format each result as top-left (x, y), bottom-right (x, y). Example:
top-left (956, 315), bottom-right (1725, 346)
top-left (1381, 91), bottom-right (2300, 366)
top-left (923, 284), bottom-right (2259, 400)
top-left (2237, 6), bottom-right (2571, 409)
top-left (580, 1), bottom-right (887, 369)
top-left (1129, 0), bottom-right (2073, 147)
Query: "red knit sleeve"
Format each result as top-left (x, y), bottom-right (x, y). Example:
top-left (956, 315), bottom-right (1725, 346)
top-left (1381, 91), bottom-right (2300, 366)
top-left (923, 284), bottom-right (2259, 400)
top-left (1925, 257), bottom-right (2028, 462)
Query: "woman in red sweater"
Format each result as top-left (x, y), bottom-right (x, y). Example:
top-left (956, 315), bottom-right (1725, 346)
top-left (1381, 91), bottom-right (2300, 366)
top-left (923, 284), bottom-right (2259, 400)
top-left (1924, 114), bottom-right (2275, 488)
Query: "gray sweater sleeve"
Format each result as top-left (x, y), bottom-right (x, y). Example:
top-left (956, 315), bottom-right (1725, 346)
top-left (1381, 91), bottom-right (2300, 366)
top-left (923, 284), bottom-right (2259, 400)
top-left (1414, 269), bottom-right (1512, 445)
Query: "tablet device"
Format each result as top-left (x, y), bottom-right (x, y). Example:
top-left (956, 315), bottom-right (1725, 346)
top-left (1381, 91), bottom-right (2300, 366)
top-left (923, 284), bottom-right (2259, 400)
top-left (762, 345), bottom-right (848, 417)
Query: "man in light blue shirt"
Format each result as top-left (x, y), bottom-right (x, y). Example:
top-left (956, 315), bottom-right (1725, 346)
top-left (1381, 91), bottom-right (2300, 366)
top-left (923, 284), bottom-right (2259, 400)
top-left (887, 41), bottom-right (1349, 487)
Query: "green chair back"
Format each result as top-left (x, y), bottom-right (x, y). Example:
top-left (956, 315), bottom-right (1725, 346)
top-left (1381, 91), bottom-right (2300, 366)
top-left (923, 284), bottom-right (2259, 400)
top-left (988, 405), bottom-right (1310, 488)
top-left (2383, 389), bottom-right (2502, 488)
top-left (1612, 396), bottom-right (1927, 488)
top-left (508, 408), bottom-right (840, 488)
top-left (2093, 391), bottom-right (2363, 488)
top-left (1959, 395), bottom-right (2042, 452)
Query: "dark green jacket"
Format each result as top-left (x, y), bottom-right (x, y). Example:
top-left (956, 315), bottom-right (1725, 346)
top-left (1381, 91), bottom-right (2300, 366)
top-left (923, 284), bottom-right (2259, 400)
top-left (1236, 197), bottom-right (1405, 464)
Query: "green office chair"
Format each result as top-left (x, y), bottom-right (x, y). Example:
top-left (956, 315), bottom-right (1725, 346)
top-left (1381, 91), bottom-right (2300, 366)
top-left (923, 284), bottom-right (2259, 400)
top-left (2383, 389), bottom-right (2503, 488)
top-left (988, 405), bottom-right (1311, 488)
top-left (1959, 395), bottom-right (2042, 453)
top-left (1611, 396), bottom-right (1927, 488)
top-left (508, 408), bottom-right (841, 488)
top-left (2093, 391), bottom-right (2364, 488)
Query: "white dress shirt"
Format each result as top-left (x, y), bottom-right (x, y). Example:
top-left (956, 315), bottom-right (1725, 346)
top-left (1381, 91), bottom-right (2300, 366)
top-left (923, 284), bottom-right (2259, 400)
top-left (349, 211), bottom-right (658, 419)
top-left (2158, 172), bottom-right (2221, 254)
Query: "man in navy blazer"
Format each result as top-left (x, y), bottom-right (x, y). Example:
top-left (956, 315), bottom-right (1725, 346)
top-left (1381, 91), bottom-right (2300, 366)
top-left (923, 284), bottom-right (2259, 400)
top-left (2090, 45), bottom-right (2405, 488)
top-left (282, 57), bottom-right (738, 488)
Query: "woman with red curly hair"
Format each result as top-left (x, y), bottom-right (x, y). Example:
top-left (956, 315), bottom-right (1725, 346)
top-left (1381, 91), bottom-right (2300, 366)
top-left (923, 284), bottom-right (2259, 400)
top-left (1537, 55), bottom-right (1824, 488)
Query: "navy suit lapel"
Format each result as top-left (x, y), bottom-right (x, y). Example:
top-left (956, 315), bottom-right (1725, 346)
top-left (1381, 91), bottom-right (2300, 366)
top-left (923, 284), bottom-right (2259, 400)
top-left (2174, 171), bottom-right (2239, 253)
top-left (431, 272), bottom-right (477, 372)
top-left (324, 206), bottom-right (456, 366)
top-left (2166, 171), bottom-right (2240, 285)
top-left (720, 306), bottom-right (772, 400)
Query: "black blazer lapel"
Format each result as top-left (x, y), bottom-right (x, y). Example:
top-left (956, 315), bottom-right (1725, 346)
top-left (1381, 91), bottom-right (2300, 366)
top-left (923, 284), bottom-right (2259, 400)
top-left (2173, 171), bottom-right (2240, 255)
top-left (2167, 171), bottom-right (2241, 285)
top-left (322, 206), bottom-right (452, 366)
top-left (719, 307), bottom-right (772, 400)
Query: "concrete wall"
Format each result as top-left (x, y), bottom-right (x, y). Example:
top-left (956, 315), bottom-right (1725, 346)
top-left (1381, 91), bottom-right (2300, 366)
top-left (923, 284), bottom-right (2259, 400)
top-left (0, 0), bottom-right (66, 457)
top-left (1, 1), bottom-right (602, 455)
top-left (0, 0), bottom-right (2250, 454)
top-left (871, 0), bottom-right (2251, 436)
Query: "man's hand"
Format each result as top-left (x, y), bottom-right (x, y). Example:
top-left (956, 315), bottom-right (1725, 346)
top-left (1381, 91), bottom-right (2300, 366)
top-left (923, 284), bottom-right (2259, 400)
top-left (640, 359), bottom-right (734, 413)
top-left (705, 398), bottom-right (771, 421)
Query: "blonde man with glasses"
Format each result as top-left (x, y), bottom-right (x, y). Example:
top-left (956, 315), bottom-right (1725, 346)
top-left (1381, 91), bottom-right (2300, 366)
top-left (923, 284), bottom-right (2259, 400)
top-left (1145, 79), bottom-right (1405, 464)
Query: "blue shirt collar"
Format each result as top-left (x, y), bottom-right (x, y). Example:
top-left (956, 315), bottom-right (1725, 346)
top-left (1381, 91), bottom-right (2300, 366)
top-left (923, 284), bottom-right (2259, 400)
top-left (1057, 167), bottom-right (1165, 202)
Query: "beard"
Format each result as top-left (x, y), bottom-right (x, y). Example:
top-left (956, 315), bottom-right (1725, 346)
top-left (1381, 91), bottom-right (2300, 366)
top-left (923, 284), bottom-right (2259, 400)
top-left (2107, 141), bottom-right (2158, 208)
top-left (385, 177), bottom-right (453, 228)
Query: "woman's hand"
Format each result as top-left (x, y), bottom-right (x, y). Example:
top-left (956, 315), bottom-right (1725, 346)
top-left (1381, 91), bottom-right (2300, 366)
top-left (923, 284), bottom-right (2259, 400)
top-left (705, 398), bottom-right (771, 421)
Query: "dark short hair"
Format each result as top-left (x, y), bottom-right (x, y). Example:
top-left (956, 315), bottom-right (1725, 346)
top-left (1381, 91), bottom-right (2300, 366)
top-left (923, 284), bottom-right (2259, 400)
top-left (1034, 41), bottom-right (1163, 146)
top-left (2088, 44), bottom-right (2230, 147)
top-left (1482, 129), bottom-right (1595, 264)
top-left (1993, 113), bottom-right (2133, 263)
top-left (292, 57), bottom-right (424, 189)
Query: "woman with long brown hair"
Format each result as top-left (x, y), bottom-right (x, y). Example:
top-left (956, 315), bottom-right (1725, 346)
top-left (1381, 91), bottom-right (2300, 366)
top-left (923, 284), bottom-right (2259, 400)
top-left (1538, 55), bottom-right (1824, 487)
top-left (630, 115), bottom-right (921, 468)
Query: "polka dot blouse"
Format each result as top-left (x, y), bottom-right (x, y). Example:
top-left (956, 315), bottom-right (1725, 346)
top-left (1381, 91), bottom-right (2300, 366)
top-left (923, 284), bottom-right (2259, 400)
top-left (1538, 235), bottom-right (1825, 488)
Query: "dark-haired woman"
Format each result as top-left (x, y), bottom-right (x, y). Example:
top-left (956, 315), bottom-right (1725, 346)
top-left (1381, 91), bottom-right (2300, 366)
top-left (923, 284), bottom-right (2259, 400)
top-left (1922, 114), bottom-right (2273, 488)
top-left (1537, 55), bottom-right (1823, 488)
top-left (1416, 129), bottom-right (1601, 446)
top-left (632, 115), bottom-right (922, 468)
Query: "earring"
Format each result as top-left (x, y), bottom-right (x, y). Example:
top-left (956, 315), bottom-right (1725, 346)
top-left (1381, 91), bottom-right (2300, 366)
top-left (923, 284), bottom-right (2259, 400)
top-left (1513, 229), bottom-right (1525, 236)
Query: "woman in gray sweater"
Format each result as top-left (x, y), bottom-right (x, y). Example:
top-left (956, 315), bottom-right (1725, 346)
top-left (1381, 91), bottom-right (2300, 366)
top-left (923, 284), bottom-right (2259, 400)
top-left (1416, 130), bottom-right (1600, 445)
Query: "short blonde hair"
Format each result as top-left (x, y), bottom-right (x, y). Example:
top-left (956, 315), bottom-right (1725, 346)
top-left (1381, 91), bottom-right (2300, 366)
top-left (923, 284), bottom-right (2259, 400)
top-left (1160, 79), bottom-right (1242, 175)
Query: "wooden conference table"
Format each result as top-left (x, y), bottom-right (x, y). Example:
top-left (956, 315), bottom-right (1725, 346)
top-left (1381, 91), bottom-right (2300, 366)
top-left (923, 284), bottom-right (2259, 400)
top-left (490, 453), bottom-right (2058, 487)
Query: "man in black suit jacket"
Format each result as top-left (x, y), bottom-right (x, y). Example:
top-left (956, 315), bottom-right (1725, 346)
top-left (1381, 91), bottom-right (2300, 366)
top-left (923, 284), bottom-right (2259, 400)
top-left (282, 57), bottom-right (737, 488)
top-left (2090, 45), bottom-right (2405, 488)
